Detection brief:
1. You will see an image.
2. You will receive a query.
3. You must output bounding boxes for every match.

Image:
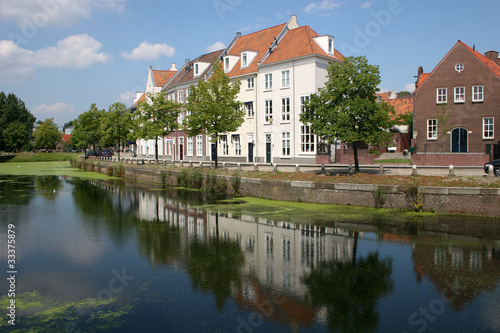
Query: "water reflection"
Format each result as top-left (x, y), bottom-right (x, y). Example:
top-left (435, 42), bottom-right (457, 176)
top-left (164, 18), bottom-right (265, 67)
top-left (1, 176), bottom-right (500, 332)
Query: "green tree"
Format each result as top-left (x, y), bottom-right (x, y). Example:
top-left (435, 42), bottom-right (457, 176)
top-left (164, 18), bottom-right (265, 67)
top-left (101, 102), bottom-right (133, 160)
top-left (33, 118), bottom-right (62, 149)
top-left (71, 104), bottom-right (104, 152)
top-left (185, 62), bottom-right (243, 167)
top-left (133, 92), bottom-right (182, 160)
top-left (300, 56), bottom-right (392, 173)
top-left (2, 121), bottom-right (29, 152)
top-left (0, 92), bottom-right (36, 151)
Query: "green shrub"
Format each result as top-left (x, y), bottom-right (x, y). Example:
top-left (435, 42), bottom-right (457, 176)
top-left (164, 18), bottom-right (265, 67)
top-left (106, 165), bottom-right (114, 176)
top-left (231, 172), bottom-right (241, 196)
top-left (114, 164), bottom-right (125, 178)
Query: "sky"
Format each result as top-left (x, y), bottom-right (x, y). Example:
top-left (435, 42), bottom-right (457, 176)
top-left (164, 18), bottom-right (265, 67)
top-left (0, 0), bottom-right (499, 127)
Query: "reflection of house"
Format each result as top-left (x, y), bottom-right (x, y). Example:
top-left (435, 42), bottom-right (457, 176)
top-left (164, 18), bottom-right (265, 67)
top-left (413, 41), bottom-right (500, 165)
top-left (412, 238), bottom-right (500, 311)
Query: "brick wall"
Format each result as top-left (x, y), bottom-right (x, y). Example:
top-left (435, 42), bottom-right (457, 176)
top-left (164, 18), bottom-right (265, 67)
top-left (411, 153), bottom-right (489, 166)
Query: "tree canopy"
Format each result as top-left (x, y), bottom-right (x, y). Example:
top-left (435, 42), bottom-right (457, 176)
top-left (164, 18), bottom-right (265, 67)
top-left (101, 102), bottom-right (133, 159)
top-left (133, 91), bottom-right (182, 160)
top-left (71, 104), bottom-right (104, 151)
top-left (300, 56), bottom-right (392, 172)
top-left (33, 118), bottom-right (62, 149)
top-left (185, 62), bottom-right (243, 167)
top-left (0, 92), bottom-right (36, 151)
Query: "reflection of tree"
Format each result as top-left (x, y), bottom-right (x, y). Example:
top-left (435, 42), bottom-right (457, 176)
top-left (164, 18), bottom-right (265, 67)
top-left (184, 238), bottom-right (245, 310)
top-left (35, 175), bottom-right (62, 199)
top-left (0, 175), bottom-right (35, 206)
top-left (135, 222), bottom-right (183, 265)
top-left (302, 252), bottom-right (394, 332)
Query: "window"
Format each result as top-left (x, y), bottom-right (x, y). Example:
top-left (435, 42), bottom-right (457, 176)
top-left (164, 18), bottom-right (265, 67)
top-left (241, 52), bottom-right (248, 67)
top-left (265, 100), bottom-right (273, 123)
top-left (436, 88), bottom-right (447, 104)
top-left (178, 111), bottom-right (185, 125)
top-left (301, 125), bottom-right (315, 152)
top-left (265, 73), bottom-right (272, 90)
top-left (187, 137), bottom-right (193, 156)
top-left (247, 77), bottom-right (254, 89)
top-left (245, 102), bottom-right (254, 117)
top-left (282, 132), bottom-right (290, 156)
top-left (473, 85), bottom-right (484, 102)
top-left (196, 135), bottom-right (203, 156)
top-left (178, 90), bottom-right (184, 103)
top-left (233, 135), bottom-right (241, 156)
top-left (281, 70), bottom-right (290, 88)
top-left (328, 38), bottom-right (334, 54)
top-left (224, 57), bottom-right (230, 71)
top-left (427, 119), bottom-right (437, 139)
top-left (221, 135), bottom-right (228, 156)
top-left (483, 117), bottom-right (494, 139)
top-left (194, 63), bottom-right (199, 76)
top-left (454, 87), bottom-right (465, 103)
top-left (281, 97), bottom-right (290, 121)
top-left (455, 63), bottom-right (464, 73)
top-left (300, 95), bottom-right (310, 112)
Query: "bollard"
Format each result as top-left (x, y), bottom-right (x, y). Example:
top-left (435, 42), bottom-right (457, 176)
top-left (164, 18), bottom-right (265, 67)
top-left (379, 165), bottom-right (384, 175)
top-left (349, 164), bottom-right (353, 175)
top-left (412, 164), bottom-right (418, 176)
top-left (488, 164), bottom-right (495, 178)
top-left (237, 163), bottom-right (241, 171)
top-left (254, 163), bottom-right (258, 171)
top-left (273, 163), bottom-right (278, 173)
top-left (321, 164), bottom-right (326, 174)
top-left (448, 165), bottom-right (455, 178)
top-left (200, 161), bottom-right (203, 168)
top-left (296, 164), bottom-right (300, 173)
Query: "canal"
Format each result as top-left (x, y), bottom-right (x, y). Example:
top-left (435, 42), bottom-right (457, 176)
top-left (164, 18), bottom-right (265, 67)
top-left (1, 175), bottom-right (500, 332)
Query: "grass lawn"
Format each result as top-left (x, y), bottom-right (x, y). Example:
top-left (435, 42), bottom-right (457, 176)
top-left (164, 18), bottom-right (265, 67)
top-left (8, 152), bottom-right (81, 162)
top-left (0, 161), bottom-right (114, 179)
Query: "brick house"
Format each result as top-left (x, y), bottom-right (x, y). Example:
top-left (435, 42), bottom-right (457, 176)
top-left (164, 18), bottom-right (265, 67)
top-left (413, 41), bottom-right (500, 166)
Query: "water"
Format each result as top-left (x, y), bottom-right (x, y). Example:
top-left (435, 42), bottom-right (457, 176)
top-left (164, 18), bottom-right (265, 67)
top-left (1, 175), bottom-right (500, 332)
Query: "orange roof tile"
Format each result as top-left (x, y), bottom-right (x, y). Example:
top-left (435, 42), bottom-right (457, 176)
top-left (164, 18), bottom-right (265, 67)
top-left (152, 70), bottom-right (176, 87)
top-left (226, 23), bottom-right (287, 77)
top-left (166, 49), bottom-right (224, 88)
top-left (386, 96), bottom-right (413, 119)
top-left (61, 134), bottom-right (71, 144)
top-left (263, 25), bottom-right (344, 65)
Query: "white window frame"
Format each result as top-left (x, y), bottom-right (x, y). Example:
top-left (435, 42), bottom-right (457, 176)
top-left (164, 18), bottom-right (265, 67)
top-left (328, 38), bottom-right (334, 54)
top-left (281, 97), bottom-right (290, 122)
top-left (247, 77), bottom-right (254, 89)
top-left (281, 131), bottom-right (290, 157)
top-left (265, 99), bottom-right (273, 123)
top-left (454, 86), bottom-right (465, 103)
top-left (178, 111), bottom-right (185, 125)
top-left (196, 135), bottom-right (203, 156)
top-left (300, 95), bottom-right (310, 113)
top-left (483, 117), bottom-right (494, 139)
top-left (241, 52), bottom-right (248, 67)
top-left (178, 90), bottom-right (184, 103)
top-left (265, 73), bottom-right (272, 90)
top-left (281, 70), bottom-right (290, 88)
top-left (187, 137), bottom-right (193, 156)
top-left (436, 88), bottom-right (447, 104)
top-left (221, 135), bottom-right (228, 156)
top-left (473, 85), bottom-right (484, 102)
top-left (301, 125), bottom-right (315, 153)
top-left (427, 119), bottom-right (437, 140)
top-left (245, 102), bottom-right (254, 117)
top-left (224, 57), bottom-right (230, 71)
top-left (194, 63), bottom-right (199, 76)
top-left (233, 135), bottom-right (241, 156)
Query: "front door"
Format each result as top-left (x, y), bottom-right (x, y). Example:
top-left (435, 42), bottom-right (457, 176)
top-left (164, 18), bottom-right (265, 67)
top-left (265, 134), bottom-right (272, 164)
top-left (451, 128), bottom-right (468, 152)
top-left (211, 143), bottom-right (217, 161)
top-left (179, 137), bottom-right (184, 160)
top-left (248, 142), bottom-right (254, 162)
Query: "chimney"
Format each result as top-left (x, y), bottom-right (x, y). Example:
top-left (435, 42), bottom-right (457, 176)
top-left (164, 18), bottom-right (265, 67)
top-left (484, 50), bottom-right (500, 66)
top-left (169, 63), bottom-right (177, 71)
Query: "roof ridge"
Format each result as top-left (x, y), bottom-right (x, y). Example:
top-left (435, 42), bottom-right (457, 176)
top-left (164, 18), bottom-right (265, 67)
top-left (239, 22), bottom-right (287, 38)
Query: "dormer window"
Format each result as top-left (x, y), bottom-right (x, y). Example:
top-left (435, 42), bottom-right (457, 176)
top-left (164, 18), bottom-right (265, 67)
top-left (224, 57), bottom-right (230, 71)
top-left (242, 52), bottom-right (248, 67)
top-left (328, 38), bottom-right (334, 54)
top-left (194, 63), bottom-right (199, 76)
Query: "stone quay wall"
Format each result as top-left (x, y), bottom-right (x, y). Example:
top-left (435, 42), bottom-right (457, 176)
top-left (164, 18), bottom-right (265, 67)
top-left (88, 161), bottom-right (500, 217)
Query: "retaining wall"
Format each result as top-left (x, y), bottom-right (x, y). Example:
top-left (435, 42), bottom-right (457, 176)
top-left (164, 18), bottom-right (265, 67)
top-left (87, 161), bottom-right (500, 217)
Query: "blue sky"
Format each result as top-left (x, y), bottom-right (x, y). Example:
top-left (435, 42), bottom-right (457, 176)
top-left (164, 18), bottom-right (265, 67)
top-left (1, 0), bottom-right (499, 127)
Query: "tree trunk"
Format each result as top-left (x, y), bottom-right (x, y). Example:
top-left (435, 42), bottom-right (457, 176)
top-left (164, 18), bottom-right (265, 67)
top-left (155, 138), bottom-right (158, 161)
top-left (353, 142), bottom-right (360, 173)
top-left (117, 139), bottom-right (121, 160)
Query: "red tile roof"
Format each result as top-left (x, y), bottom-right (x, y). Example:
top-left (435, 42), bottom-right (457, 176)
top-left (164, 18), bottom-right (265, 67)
top-left (225, 23), bottom-right (287, 77)
top-left (263, 25), bottom-right (344, 65)
top-left (166, 49), bottom-right (224, 87)
top-left (415, 41), bottom-right (500, 91)
top-left (61, 134), bottom-right (71, 144)
top-left (152, 70), bottom-right (176, 87)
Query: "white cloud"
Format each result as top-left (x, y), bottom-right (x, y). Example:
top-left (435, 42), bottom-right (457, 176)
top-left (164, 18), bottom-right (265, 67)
top-left (361, 2), bottom-right (372, 9)
top-left (116, 91), bottom-right (135, 105)
top-left (206, 41), bottom-right (226, 53)
top-left (0, 0), bottom-right (126, 27)
top-left (404, 83), bottom-right (415, 93)
top-left (304, 0), bottom-right (341, 14)
top-left (32, 103), bottom-right (76, 123)
top-left (121, 42), bottom-right (176, 61)
top-left (0, 34), bottom-right (111, 82)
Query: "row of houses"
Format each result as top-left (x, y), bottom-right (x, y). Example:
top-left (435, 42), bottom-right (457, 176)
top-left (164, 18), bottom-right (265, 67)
top-left (133, 15), bottom-right (500, 166)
